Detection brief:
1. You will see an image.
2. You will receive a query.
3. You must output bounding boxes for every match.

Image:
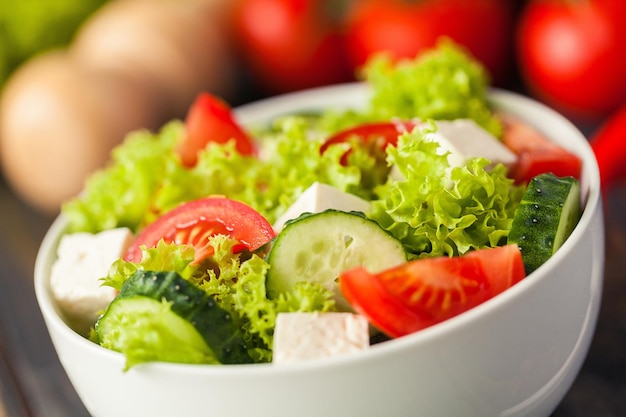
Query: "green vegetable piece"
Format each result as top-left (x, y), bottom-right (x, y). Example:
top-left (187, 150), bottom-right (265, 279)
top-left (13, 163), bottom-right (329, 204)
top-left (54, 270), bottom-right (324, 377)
top-left (97, 270), bottom-right (254, 366)
top-left (96, 296), bottom-right (218, 369)
top-left (508, 173), bottom-right (581, 274)
top-left (369, 125), bottom-right (523, 259)
top-left (266, 210), bottom-right (407, 310)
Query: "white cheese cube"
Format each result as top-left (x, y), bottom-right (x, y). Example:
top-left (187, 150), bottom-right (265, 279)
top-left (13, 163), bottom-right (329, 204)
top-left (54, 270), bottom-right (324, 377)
top-left (273, 182), bottom-right (371, 232)
top-left (433, 119), bottom-right (517, 169)
top-left (273, 312), bottom-right (370, 363)
top-left (50, 227), bottom-right (133, 334)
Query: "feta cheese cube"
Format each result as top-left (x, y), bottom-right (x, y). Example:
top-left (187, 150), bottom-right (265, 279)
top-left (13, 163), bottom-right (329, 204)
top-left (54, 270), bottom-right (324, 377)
top-left (50, 227), bottom-right (133, 334)
top-left (432, 119), bottom-right (517, 169)
top-left (273, 312), bottom-right (370, 363)
top-left (273, 182), bottom-right (371, 232)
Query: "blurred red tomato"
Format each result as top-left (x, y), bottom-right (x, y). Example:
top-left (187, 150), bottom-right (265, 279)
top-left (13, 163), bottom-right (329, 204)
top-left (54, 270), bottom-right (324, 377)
top-left (231, 0), bottom-right (353, 95)
top-left (517, 0), bottom-right (626, 121)
top-left (343, 0), bottom-right (515, 86)
top-left (590, 102), bottom-right (626, 192)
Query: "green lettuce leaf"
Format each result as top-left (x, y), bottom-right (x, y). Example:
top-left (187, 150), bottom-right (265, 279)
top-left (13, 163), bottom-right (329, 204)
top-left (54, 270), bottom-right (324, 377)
top-left (62, 116), bottom-right (380, 233)
top-left (369, 123), bottom-right (523, 259)
top-left (62, 122), bottom-right (186, 233)
top-left (320, 39), bottom-right (502, 137)
top-left (102, 235), bottom-right (336, 363)
top-left (102, 241), bottom-right (198, 291)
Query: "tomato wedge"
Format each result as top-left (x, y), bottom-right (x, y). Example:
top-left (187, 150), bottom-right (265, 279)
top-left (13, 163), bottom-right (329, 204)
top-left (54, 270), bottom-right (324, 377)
top-left (340, 244), bottom-right (525, 338)
top-left (124, 197), bottom-right (275, 264)
top-left (176, 93), bottom-right (256, 167)
top-left (320, 121), bottom-right (417, 165)
top-left (499, 114), bottom-right (582, 184)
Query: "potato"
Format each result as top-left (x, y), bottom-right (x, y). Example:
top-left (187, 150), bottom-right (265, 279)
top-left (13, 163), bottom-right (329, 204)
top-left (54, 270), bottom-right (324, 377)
top-left (0, 50), bottom-right (163, 214)
top-left (0, 0), bottom-right (238, 214)
top-left (71, 0), bottom-right (237, 118)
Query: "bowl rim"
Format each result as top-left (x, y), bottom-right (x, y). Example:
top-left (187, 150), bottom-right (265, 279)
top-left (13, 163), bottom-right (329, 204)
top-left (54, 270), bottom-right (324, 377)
top-left (34, 82), bottom-right (603, 375)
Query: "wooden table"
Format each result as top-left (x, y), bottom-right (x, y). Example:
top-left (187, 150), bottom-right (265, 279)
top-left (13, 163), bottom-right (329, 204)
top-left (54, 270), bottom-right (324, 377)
top-left (1, 170), bottom-right (625, 417)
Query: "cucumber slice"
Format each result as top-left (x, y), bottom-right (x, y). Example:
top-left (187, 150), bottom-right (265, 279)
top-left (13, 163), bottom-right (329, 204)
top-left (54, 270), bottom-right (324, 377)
top-left (96, 295), bottom-right (219, 367)
top-left (508, 173), bottom-right (581, 274)
top-left (96, 270), bottom-right (254, 365)
top-left (266, 210), bottom-right (407, 309)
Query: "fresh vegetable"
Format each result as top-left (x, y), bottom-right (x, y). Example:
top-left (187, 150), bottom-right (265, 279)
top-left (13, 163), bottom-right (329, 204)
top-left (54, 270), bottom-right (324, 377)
top-left (0, 0), bottom-right (236, 214)
top-left (368, 122), bottom-right (523, 259)
top-left (266, 210), bottom-right (407, 309)
top-left (97, 296), bottom-right (218, 368)
top-left (499, 114), bottom-right (582, 184)
top-left (340, 244), bottom-right (526, 338)
top-left (96, 270), bottom-right (254, 368)
top-left (590, 103), bottom-right (626, 192)
top-left (177, 92), bottom-right (256, 167)
top-left (343, 40), bottom-right (504, 138)
top-left (0, 50), bottom-right (163, 214)
top-left (71, 0), bottom-right (238, 116)
top-left (230, 0), bottom-right (352, 94)
top-left (343, 0), bottom-right (515, 86)
top-left (516, 0), bottom-right (626, 120)
top-left (124, 197), bottom-right (276, 264)
top-left (320, 120), bottom-right (417, 165)
top-left (508, 173), bottom-right (581, 274)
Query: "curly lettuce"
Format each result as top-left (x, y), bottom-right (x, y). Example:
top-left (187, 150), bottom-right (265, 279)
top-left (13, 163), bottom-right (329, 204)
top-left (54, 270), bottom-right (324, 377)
top-left (102, 235), bottom-right (336, 363)
top-left (62, 116), bottom-right (379, 234)
top-left (369, 123), bottom-right (523, 259)
top-left (320, 39), bottom-right (502, 137)
top-left (62, 122), bottom-right (186, 233)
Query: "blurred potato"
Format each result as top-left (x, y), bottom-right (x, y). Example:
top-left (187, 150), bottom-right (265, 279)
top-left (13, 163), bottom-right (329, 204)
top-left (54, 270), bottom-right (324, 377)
top-left (0, 0), bottom-right (237, 214)
top-left (70, 0), bottom-right (237, 117)
top-left (0, 50), bottom-right (161, 214)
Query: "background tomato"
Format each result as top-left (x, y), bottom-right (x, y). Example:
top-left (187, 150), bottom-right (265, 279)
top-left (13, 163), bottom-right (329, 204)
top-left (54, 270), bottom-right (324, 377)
top-left (343, 0), bottom-right (516, 86)
top-left (590, 102), bottom-right (626, 192)
top-left (231, 0), bottom-right (353, 95)
top-left (517, 0), bottom-right (626, 121)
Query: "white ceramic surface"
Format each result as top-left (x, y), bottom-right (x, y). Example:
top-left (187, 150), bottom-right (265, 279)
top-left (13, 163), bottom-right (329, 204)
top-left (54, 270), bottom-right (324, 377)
top-left (35, 84), bottom-right (604, 417)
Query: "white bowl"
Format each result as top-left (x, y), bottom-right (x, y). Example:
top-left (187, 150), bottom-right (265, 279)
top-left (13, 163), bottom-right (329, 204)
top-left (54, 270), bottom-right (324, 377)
top-left (35, 84), bottom-right (604, 417)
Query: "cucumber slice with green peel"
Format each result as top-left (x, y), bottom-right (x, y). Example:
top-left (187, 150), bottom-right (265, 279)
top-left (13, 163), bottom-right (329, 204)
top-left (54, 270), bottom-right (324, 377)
top-left (96, 295), bottom-right (219, 367)
top-left (508, 173), bottom-right (581, 274)
top-left (266, 210), bottom-right (407, 309)
top-left (96, 270), bottom-right (254, 365)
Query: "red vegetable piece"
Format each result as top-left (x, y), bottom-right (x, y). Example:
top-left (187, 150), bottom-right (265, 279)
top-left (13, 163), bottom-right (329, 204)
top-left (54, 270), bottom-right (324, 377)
top-left (124, 197), bottom-right (275, 264)
top-left (340, 244), bottom-right (525, 338)
top-left (500, 114), bottom-right (582, 184)
top-left (177, 93), bottom-right (255, 167)
top-left (320, 120), bottom-right (417, 165)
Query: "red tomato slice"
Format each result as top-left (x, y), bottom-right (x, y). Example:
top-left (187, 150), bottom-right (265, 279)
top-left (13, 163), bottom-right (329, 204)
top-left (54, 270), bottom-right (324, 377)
top-left (340, 266), bottom-right (430, 338)
top-left (499, 114), bottom-right (582, 184)
top-left (340, 244), bottom-right (525, 338)
top-left (124, 197), bottom-right (275, 264)
top-left (320, 121), bottom-right (417, 165)
top-left (176, 93), bottom-right (256, 167)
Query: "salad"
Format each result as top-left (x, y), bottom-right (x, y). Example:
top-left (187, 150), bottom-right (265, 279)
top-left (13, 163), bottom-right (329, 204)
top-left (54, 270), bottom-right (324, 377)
top-left (51, 40), bottom-right (583, 368)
